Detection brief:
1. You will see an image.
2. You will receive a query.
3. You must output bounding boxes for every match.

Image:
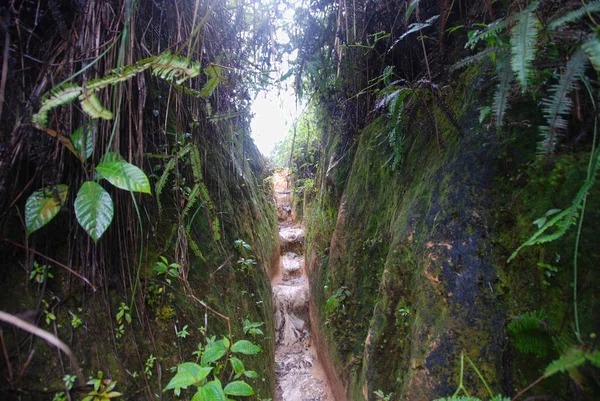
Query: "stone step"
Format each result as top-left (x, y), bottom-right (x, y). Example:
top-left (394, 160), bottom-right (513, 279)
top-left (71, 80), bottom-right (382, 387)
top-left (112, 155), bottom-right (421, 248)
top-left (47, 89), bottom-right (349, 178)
top-left (280, 252), bottom-right (303, 277)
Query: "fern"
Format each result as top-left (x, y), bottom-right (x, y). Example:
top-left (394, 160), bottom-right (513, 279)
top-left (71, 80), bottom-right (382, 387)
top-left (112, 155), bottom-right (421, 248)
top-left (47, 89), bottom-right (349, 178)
top-left (582, 36), bottom-right (600, 73)
top-left (152, 53), bottom-right (201, 84)
top-left (185, 229), bottom-right (207, 262)
top-left (86, 57), bottom-right (155, 90)
top-left (190, 145), bottom-right (203, 182)
top-left (155, 144), bottom-right (193, 211)
top-left (539, 49), bottom-right (587, 155)
top-left (465, 19), bottom-right (508, 50)
top-left (32, 84), bottom-right (83, 126)
top-left (544, 347), bottom-right (586, 377)
top-left (549, 0), bottom-right (600, 30)
top-left (508, 311), bottom-right (552, 357)
top-left (509, 146), bottom-right (600, 261)
top-left (79, 90), bottom-right (113, 120)
top-left (510, 2), bottom-right (539, 91)
top-left (451, 47), bottom-right (507, 72)
top-left (32, 51), bottom-right (201, 127)
top-left (182, 184), bottom-right (200, 219)
top-left (388, 90), bottom-right (407, 170)
top-left (492, 54), bottom-right (513, 128)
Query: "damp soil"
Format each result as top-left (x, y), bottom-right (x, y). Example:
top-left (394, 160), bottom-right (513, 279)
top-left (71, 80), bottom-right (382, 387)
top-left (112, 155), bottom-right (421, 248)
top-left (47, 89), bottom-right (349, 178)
top-left (272, 171), bottom-right (334, 401)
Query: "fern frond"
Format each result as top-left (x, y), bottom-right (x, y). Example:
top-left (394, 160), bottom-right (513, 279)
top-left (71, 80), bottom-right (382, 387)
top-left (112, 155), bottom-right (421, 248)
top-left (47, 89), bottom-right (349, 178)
top-left (508, 146), bottom-right (600, 261)
top-left (182, 184), bottom-right (200, 219)
top-left (582, 36), bottom-right (600, 73)
top-left (212, 216), bottom-right (221, 241)
top-left (508, 311), bottom-right (552, 357)
top-left (492, 54), bottom-right (513, 127)
top-left (152, 52), bottom-right (201, 84)
top-left (155, 157), bottom-right (175, 212)
top-left (185, 229), bottom-right (207, 261)
top-left (79, 90), bottom-right (113, 120)
top-left (451, 47), bottom-right (507, 72)
top-left (549, 0), bottom-right (600, 30)
top-left (539, 49), bottom-right (587, 155)
top-left (544, 347), bottom-right (586, 378)
top-left (85, 57), bottom-right (155, 90)
top-left (32, 84), bottom-right (83, 127)
top-left (465, 19), bottom-right (508, 50)
top-left (510, 3), bottom-right (540, 91)
top-left (190, 145), bottom-right (203, 182)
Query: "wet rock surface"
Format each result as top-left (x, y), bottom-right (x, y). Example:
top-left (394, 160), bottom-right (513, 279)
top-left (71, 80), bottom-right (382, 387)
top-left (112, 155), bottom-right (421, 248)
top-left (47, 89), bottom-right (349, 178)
top-left (272, 170), bottom-right (333, 401)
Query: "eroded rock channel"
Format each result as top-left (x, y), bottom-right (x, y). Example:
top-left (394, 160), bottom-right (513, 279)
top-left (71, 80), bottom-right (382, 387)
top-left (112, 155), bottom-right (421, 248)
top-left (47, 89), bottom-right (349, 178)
top-left (272, 171), bottom-right (333, 401)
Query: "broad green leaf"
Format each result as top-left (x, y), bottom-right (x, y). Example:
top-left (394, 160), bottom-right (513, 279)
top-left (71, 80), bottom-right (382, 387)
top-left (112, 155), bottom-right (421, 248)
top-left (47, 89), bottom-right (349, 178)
top-left (544, 347), bottom-right (586, 377)
top-left (231, 340), bottom-right (261, 355)
top-left (230, 357), bottom-right (244, 374)
top-left (224, 381), bottom-right (254, 396)
top-left (96, 161), bottom-right (151, 194)
top-left (405, 0), bottom-right (420, 22)
top-left (75, 181), bottom-right (114, 242)
top-left (164, 363), bottom-right (212, 391)
top-left (70, 125), bottom-right (94, 161)
top-left (102, 152), bottom-right (125, 162)
top-left (25, 185), bottom-right (69, 234)
top-left (243, 371), bottom-right (258, 379)
top-left (201, 341), bottom-right (227, 366)
top-left (221, 336), bottom-right (230, 349)
top-left (192, 380), bottom-right (226, 401)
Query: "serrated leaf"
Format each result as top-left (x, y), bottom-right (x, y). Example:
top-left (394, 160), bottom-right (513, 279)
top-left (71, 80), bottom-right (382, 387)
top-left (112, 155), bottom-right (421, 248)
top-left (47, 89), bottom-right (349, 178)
top-left (224, 381), bottom-right (254, 396)
top-left (193, 380), bottom-right (226, 401)
top-left (96, 161), bottom-right (151, 194)
top-left (164, 363), bottom-right (212, 391)
top-left (231, 340), bottom-right (261, 355)
top-left (230, 357), bottom-right (245, 374)
top-left (70, 125), bottom-right (94, 161)
top-left (75, 181), bottom-right (114, 242)
top-left (201, 341), bottom-right (228, 366)
top-left (25, 185), bottom-right (69, 234)
top-left (510, 3), bottom-right (539, 90)
top-left (79, 90), bottom-right (113, 120)
top-left (544, 347), bottom-right (586, 377)
top-left (586, 350), bottom-right (600, 367)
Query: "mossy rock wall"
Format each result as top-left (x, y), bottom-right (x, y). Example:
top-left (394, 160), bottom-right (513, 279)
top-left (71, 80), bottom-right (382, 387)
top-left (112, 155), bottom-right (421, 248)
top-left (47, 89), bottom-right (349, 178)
top-left (305, 65), bottom-right (600, 400)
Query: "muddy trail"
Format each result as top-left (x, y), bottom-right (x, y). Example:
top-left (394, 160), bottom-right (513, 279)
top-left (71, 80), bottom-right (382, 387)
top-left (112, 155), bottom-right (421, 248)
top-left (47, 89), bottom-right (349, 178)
top-left (271, 171), bottom-right (334, 401)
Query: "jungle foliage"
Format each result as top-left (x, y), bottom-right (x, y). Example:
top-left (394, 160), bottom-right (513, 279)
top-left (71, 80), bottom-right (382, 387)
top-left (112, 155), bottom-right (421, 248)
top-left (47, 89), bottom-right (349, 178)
top-left (0, 0), bottom-right (281, 399)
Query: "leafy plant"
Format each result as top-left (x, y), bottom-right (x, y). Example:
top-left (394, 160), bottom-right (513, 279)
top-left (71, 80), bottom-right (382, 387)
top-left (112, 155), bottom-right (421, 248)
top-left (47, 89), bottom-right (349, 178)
top-left (177, 325), bottom-right (190, 339)
top-left (25, 148), bottom-right (150, 242)
top-left (69, 309), bottom-right (83, 328)
top-left (236, 257), bottom-right (257, 273)
top-left (325, 286), bottom-right (351, 314)
top-left (83, 371), bottom-right (121, 401)
top-left (243, 318), bottom-right (265, 337)
top-left (25, 185), bottom-right (69, 234)
top-left (153, 256), bottom-right (182, 285)
top-left (144, 354), bottom-right (157, 378)
top-left (164, 335), bottom-right (261, 400)
top-left (29, 261), bottom-right (54, 284)
top-left (115, 302), bottom-right (132, 339)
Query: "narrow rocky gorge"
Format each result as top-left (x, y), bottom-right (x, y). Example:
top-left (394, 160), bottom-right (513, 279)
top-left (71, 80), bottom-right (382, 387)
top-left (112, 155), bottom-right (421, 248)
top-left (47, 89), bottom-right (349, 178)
top-left (272, 171), bottom-right (333, 401)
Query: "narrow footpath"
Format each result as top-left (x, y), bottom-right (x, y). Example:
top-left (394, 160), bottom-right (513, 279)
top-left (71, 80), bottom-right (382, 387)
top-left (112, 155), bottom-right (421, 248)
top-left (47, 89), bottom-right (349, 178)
top-left (272, 171), bottom-right (333, 401)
